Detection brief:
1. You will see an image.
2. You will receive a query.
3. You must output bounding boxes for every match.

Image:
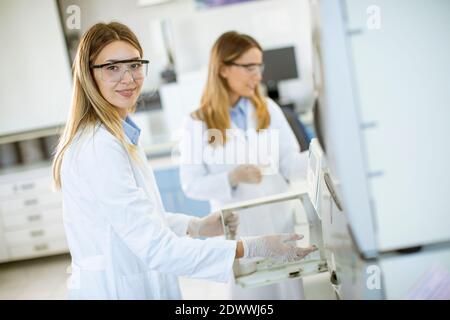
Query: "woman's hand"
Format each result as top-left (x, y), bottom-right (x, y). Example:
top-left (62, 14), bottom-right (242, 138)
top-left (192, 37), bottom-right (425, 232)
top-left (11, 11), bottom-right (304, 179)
top-left (239, 234), bottom-right (317, 262)
top-left (228, 165), bottom-right (262, 187)
top-left (187, 211), bottom-right (239, 238)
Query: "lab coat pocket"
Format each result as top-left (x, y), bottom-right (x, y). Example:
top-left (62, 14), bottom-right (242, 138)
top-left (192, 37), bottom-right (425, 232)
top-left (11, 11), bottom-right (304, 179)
top-left (67, 270), bottom-right (111, 300)
top-left (117, 271), bottom-right (160, 300)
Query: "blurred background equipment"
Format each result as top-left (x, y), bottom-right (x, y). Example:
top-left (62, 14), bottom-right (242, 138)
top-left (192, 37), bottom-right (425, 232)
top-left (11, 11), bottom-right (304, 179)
top-left (262, 46), bottom-right (299, 103)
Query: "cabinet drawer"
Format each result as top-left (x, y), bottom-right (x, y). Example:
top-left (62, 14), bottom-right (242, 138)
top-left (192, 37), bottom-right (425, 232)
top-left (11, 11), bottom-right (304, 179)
top-left (4, 222), bottom-right (66, 246)
top-left (9, 237), bottom-right (68, 260)
top-left (0, 192), bottom-right (61, 214)
top-left (0, 176), bottom-right (52, 199)
top-left (2, 207), bottom-right (62, 230)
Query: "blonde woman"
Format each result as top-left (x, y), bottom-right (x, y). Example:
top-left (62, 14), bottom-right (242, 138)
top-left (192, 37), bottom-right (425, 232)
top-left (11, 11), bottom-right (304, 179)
top-left (179, 31), bottom-right (310, 299)
top-left (52, 22), bottom-right (316, 300)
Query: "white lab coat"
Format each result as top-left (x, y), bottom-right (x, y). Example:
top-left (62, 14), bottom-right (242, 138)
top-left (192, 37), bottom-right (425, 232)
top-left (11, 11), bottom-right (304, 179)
top-left (179, 98), bottom-right (309, 300)
top-left (61, 124), bottom-right (237, 300)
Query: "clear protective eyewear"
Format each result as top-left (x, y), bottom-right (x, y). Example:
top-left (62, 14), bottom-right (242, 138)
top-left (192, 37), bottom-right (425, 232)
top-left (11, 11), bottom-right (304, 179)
top-left (91, 59), bottom-right (149, 83)
top-left (227, 62), bottom-right (265, 75)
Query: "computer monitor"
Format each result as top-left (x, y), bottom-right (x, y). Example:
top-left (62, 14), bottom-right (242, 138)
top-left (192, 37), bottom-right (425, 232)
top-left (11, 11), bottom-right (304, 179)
top-left (262, 46), bottom-right (299, 101)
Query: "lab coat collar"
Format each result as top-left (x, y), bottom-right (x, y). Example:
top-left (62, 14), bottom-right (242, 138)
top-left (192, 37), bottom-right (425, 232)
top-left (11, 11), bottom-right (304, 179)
top-left (122, 115), bottom-right (141, 145)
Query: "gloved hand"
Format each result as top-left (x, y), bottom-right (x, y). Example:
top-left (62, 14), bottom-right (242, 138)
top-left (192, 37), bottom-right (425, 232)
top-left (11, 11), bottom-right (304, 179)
top-left (241, 233), bottom-right (317, 263)
top-left (228, 165), bottom-right (262, 187)
top-left (188, 211), bottom-right (239, 238)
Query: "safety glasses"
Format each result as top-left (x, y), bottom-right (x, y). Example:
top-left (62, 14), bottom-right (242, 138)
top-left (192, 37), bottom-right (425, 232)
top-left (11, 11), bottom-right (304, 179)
top-left (91, 59), bottom-right (149, 83)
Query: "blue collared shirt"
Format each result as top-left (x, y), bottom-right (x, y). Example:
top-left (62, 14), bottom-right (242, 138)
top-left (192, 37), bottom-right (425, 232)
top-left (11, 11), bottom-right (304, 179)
top-left (230, 98), bottom-right (248, 131)
top-left (122, 115), bottom-right (141, 145)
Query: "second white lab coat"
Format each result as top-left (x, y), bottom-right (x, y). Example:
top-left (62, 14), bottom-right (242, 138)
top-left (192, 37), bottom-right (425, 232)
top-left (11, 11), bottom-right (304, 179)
top-left (179, 98), bottom-right (309, 299)
top-left (61, 124), bottom-right (237, 299)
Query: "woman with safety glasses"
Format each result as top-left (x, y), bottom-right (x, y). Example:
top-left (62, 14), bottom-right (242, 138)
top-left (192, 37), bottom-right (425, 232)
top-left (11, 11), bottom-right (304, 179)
top-left (52, 22), bottom-right (316, 300)
top-left (179, 31), bottom-right (311, 299)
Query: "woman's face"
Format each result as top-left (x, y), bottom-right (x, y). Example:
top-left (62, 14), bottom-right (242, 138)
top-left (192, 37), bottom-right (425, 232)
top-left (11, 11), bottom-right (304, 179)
top-left (92, 40), bottom-right (144, 118)
top-left (220, 47), bottom-right (263, 101)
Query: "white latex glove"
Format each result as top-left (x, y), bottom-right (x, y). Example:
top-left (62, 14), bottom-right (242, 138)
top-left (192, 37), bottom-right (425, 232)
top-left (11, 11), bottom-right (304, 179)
top-left (228, 164), bottom-right (262, 187)
top-left (187, 211), bottom-right (239, 238)
top-left (241, 233), bottom-right (317, 263)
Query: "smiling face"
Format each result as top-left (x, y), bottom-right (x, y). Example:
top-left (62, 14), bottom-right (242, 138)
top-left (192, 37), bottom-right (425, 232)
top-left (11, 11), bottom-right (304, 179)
top-left (220, 47), bottom-right (263, 105)
top-left (92, 40), bottom-right (144, 118)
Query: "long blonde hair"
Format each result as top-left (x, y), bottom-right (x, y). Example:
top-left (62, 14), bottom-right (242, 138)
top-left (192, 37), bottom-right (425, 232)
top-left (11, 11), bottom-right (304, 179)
top-left (193, 31), bottom-right (270, 144)
top-left (52, 22), bottom-right (142, 189)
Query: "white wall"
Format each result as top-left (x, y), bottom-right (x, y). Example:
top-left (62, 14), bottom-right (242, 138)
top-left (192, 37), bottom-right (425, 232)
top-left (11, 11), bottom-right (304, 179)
top-left (0, 0), bottom-right (72, 136)
top-left (59, 0), bottom-right (314, 106)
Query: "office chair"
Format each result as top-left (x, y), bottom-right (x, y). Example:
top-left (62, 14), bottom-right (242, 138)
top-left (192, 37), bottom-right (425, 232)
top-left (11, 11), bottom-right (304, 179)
top-left (280, 105), bottom-right (311, 152)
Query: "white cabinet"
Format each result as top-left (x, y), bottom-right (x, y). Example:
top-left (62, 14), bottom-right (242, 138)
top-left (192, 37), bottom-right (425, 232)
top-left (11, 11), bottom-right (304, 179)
top-left (312, 0), bottom-right (450, 298)
top-left (341, 0), bottom-right (450, 251)
top-left (0, 165), bottom-right (68, 263)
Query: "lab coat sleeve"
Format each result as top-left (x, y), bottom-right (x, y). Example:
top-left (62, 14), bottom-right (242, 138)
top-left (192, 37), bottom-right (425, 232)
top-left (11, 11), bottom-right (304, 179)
top-left (178, 117), bottom-right (234, 202)
top-left (267, 98), bottom-right (309, 182)
top-left (78, 133), bottom-right (236, 282)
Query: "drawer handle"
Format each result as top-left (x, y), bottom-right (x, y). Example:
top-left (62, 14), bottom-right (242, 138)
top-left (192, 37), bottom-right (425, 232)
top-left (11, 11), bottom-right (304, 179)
top-left (27, 214), bottom-right (42, 222)
top-left (24, 198), bottom-right (39, 206)
top-left (330, 270), bottom-right (340, 285)
top-left (34, 244), bottom-right (49, 251)
top-left (324, 173), bottom-right (343, 211)
top-left (30, 230), bottom-right (45, 237)
top-left (20, 182), bottom-right (36, 191)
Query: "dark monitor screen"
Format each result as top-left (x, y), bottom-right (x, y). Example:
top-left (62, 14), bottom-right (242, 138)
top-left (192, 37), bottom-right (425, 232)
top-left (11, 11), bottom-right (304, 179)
top-left (262, 46), bottom-right (299, 87)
